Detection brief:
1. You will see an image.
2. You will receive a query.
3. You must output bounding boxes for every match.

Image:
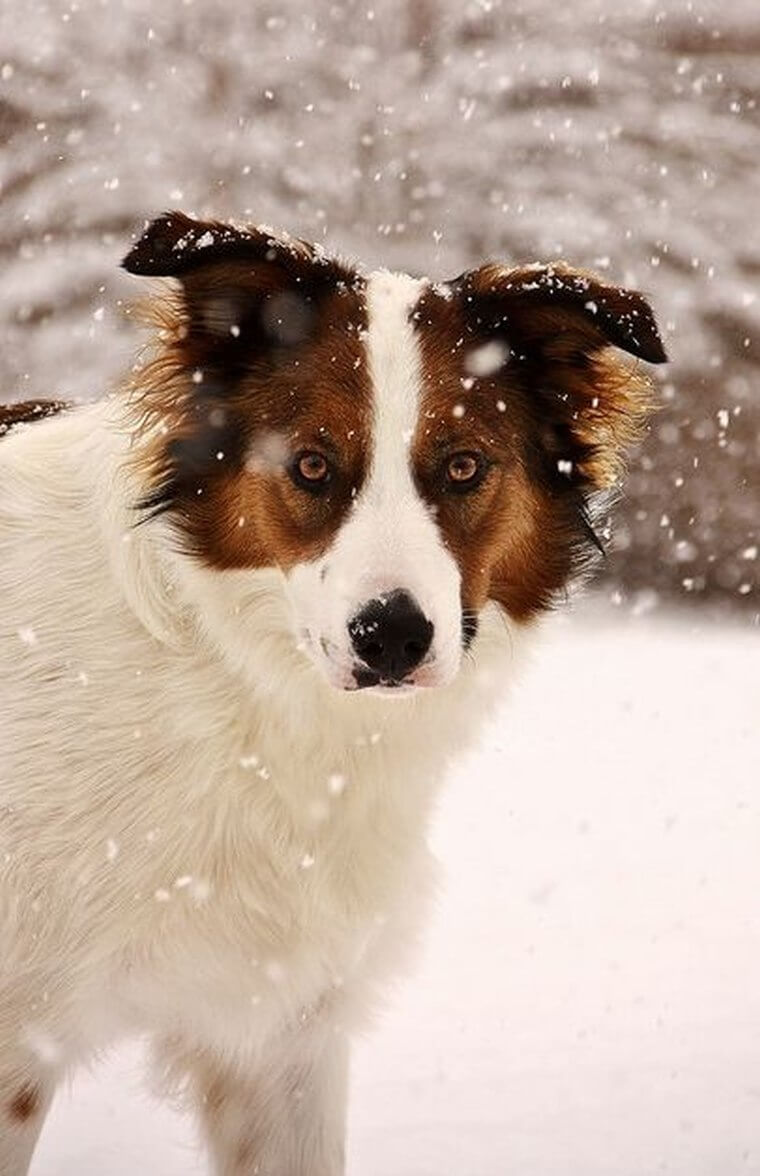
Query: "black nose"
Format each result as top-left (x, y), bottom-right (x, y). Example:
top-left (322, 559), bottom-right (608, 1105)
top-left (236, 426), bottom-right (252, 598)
top-left (348, 590), bottom-right (434, 683)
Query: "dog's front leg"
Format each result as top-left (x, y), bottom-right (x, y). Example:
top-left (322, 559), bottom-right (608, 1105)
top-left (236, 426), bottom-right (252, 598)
top-left (183, 1025), bottom-right (349, 1176)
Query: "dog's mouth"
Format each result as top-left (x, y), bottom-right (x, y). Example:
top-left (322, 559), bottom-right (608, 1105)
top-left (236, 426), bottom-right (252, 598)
top-left (350, 672), bottom-right (422, 697)
top-left (351, 667), bottom-right (416, 692)
top-left (348, 657), bottom-right (457, 694)
top-left (298, 630), bottom-right (457, 694)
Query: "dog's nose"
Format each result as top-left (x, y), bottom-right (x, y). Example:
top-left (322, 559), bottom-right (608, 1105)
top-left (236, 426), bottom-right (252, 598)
top-left (348, 590), bottom-right (434, 682)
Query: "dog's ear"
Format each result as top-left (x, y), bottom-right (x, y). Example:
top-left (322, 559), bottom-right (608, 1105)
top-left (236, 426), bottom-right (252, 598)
top-left (463, 262), bottom-right (667, 364)
top-left (122, 211), bottom-right (352, 356)
top-left (122, 214), bottom-right (363, 522)
top-left (122, 210), bottom-right (324, 282)
top-left (456, 261), bottom-right (667, 489)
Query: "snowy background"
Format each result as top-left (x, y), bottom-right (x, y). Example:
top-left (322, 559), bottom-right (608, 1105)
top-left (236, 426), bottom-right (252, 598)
top-left (1, 0), bottom-right (758, 1172)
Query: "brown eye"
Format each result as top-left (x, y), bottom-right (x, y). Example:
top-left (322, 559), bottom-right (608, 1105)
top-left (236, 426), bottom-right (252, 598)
top-left (298, 453), bottom-right (328, 481)
top-left (446, 452), bottom-right (482, 488)
top-left (292, 450), bottom-right (331, 492)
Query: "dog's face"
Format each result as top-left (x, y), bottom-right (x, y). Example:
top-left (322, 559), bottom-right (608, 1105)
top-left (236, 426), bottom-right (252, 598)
top-left (124, 213), bottom-right (665, 693)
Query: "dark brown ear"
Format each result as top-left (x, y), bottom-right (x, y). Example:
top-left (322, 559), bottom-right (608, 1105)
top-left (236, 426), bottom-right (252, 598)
top-left (121, 214), bottom-right (365, 523)
top-left (455, 261), bottom-right (666, 491)
top-left (122, 211), bottom-right (328, 281)
top-left (121, 211), bottom-right (357, 355)
top-left (461, 261), bottom-right (667, 365)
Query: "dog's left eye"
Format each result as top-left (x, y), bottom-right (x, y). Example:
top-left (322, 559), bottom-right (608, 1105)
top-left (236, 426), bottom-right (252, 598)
top-left (445, 452), bottom-right (484, 490)
top-left (291, 450), bottom-right (332, 492)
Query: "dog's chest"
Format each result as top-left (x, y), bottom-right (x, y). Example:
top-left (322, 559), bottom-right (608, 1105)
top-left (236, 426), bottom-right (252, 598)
top-left (120, 863), bottom-right (383, 1053)
top-left (0, 509), bottom-right (449, 1054)
top-left (106, 714), bottom-right (432, 1052)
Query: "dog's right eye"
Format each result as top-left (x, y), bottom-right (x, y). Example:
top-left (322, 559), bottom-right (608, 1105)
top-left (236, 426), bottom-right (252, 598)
top-left (291, 450), bottom-right (332, 492)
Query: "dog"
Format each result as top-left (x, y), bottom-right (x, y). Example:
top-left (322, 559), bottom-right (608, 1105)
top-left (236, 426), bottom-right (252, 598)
top-left (0, 212), bottom-right (665, 1175)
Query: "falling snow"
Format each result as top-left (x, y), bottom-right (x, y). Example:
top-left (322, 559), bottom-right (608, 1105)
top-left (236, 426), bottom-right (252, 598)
top-left (327, 772), bottom-right (347, 796)
top-left (1, 5), bottom-right (758, 1169)
top-left (464, 340), bottom-right (511, 378)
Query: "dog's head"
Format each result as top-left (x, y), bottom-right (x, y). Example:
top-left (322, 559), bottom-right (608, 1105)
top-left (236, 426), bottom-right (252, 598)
top-left (123, 212), bottom-right (666, 693)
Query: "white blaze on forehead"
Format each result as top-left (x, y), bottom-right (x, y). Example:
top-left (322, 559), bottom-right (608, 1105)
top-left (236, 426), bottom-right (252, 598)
top-left (333, 269), bottom-right (462, 670)
top-left (363, 269), bottom-right (428, 487)
top-left (284, 268), bottom-right (465, 688)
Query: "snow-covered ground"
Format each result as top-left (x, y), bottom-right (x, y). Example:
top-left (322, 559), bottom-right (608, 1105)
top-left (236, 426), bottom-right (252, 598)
top-left (32, 612), bottom-right (759, 1175)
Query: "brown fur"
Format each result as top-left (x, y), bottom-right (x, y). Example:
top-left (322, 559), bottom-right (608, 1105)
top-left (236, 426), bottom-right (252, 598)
top-left (7, 1083), bottom-right (40, 1123)
top-left (124, 248), bottom-right (371, 572)
top-left (412, 264), bottom-right (662, 619)
top-left (0, 400), bottom-right (69, 438)
top-left (122, 214), bottom-right (664, 622)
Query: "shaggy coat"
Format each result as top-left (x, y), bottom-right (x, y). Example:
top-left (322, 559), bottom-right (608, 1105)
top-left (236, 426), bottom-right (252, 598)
top-left (0, 213), bottom-right (665, 1175)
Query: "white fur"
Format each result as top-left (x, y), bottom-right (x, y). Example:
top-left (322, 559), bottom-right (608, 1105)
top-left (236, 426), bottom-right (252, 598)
top-left (0, 395), bottom-right (526, 1174)
top-left (287, 270), bottom-right (463, 692)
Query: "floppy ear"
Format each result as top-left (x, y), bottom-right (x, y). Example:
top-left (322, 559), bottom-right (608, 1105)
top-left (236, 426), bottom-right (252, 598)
top-left (122, 211), bottom-right (352, 360)
top-left (458, 261), bottom-right (667, 489)
top-left (122, 210), bottom-right (326, 281)
top-left (466, 261), bottom-right (667, 364)
top-left (121, 213), bottom-right (361, 520)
